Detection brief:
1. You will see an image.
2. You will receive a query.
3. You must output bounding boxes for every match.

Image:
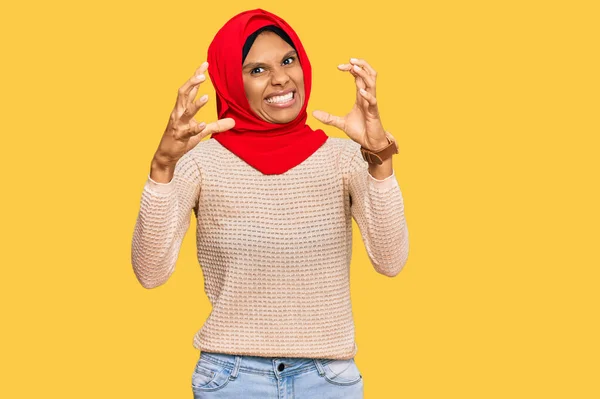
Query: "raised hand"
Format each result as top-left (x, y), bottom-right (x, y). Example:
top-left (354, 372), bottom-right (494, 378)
top-left (152, 61), bottom-right (235, 169)
top-left (312, 58), bottom-right (389, 151)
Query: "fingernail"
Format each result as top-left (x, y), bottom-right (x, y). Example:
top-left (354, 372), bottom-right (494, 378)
top-left (338, 64), bottom-right (346, 68)
top-left (350, 58), bottom-right (358, 63)
top-left (202, 61), bottom-right (209, 67)
top-left (353, 65), bottom-right (361, 71)
top-left (200, 94), bottom-right (208, 101)
top-left (196, 74), bottom-right (205, 81)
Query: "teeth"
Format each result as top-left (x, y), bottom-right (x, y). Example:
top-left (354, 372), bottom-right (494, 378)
top-left (266, 92), bottom-right (294, 104)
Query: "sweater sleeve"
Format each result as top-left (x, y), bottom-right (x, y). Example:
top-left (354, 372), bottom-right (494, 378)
top-left (345, 144), bottom-right (410, 277)
top-left (130, 151), bottom-right (202, 289)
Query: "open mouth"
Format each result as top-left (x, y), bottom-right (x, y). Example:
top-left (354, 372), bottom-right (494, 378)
top-left (265, 90), bottom-right (296, 105)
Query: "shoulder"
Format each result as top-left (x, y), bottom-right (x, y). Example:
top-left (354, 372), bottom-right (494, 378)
top-left (188, 137), bottom-right (222, 158)
top-left (181, 137), bottom-right (228, 168)
top-left (325, 137), bottom-right (361, 159)
top-left (324, 137), bottom-right (363, 173)
top-left (169, 138), bottom-right (224, 182)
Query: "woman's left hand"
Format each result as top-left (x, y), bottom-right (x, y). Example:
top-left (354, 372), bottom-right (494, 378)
top-left (312, 58), bottom-right (389, 150)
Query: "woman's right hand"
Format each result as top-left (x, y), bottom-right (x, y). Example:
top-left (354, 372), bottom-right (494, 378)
top-left (151, 61), bottom-right (235, 176)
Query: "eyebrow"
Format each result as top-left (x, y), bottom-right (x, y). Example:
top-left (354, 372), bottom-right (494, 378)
top-left (243, 50), bottom-right (298, 70)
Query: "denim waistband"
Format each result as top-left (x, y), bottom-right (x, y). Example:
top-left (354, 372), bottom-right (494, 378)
top-left (199, 351), bottom-right (338, 378)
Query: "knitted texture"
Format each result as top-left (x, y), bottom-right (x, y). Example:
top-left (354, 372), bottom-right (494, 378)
top-left (131, 137), bottom-right (409, 360)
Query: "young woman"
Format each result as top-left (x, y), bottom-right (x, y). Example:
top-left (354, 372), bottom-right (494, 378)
top-left (132, 8), bottom-right (409, 398)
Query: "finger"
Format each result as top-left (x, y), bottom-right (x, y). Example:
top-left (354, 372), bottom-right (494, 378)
top-left (187, 80), bottom-right (201, 106)
top-left (176, 62), bottom-right (209, 108)
top-left (351, 69), bottom-right (367, 92)
top-left (344, 64), bottom-right (377, 100)
top-left (358, 88), bottom-right (378, 108)
top-left (188, 119), bottom-right (207, 138)
top-left (200, 118), bottom-right (236, 135)
top-left (181, 93), bottom-right (209, 123)
top-left (349, 58), bottom-right (377, 77)
top-left (312, 110), bottom-right (345, 131)
top-left (338, 63), bottom-right (362, 80)
top-left (185, 124), bottom-right (209, 152)
top-left (337, 63), bottom-right (367, 92)
top-left (337, 63), bottom-right (371, 93)
top-left (177, 73), bottom-right (206, 111)
top-left (351, 64), bottom-right (376, 90)
top-left (186, 62), bottom-right (210, 104)
top-left (172, 118), bottom-right (206, 140)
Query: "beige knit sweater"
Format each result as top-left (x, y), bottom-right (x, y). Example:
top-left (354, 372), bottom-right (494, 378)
top-left (131, 136), bottom-right (409, 360)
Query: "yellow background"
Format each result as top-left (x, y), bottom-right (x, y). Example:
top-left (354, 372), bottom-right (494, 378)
top-left (1, 0), bottom-right (598, 397)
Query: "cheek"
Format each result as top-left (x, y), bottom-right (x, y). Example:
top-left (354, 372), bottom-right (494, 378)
top-left (243, 78), bottom-right (263, 106)
top-left (294, 68), bottom-right (305, 95)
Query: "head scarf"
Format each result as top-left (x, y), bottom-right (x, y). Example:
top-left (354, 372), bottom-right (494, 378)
top-left (207, 8), bottom-right (329, 175)
top-left (242, 25), bottom-right (296, 64)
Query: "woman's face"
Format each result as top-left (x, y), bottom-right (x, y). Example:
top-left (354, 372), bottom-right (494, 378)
top-left (242, 31), bottom-right (305, 124)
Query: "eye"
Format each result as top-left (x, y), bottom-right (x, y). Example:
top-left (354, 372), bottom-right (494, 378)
top-left (283, 56), bottom-right (295, 65)
top-left (250, 67), bottom-right (265, 75)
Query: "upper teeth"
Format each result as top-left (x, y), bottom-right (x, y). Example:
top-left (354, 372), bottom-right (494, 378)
top-left (267, 92), bottom-right (294, 104)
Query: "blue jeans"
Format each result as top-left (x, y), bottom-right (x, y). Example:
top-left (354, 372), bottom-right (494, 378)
top-left (191, 351), bottom-right (364, 398)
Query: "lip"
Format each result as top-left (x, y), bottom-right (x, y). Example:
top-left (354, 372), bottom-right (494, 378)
top-left (264, 89), bottom-right (297, 109)
top-left (265, 88), bottom-right (295, 100)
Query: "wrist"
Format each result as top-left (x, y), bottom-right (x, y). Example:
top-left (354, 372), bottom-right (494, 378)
top-left (360, 131), bottom-right (398, 165)
top-left (364, 133), bottom-right (389, 151)
top-left (151, 152), bottom-right (177, 169)
top-left (368, 157), bottom-right (394, 179)
top-left (150, 157), bottom-right (176, 184)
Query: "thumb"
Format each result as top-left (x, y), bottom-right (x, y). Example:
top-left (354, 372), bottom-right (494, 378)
top-left (202, 118), bottom-right (236, 135)
top-left (312, 110), bottom-right (345, 131)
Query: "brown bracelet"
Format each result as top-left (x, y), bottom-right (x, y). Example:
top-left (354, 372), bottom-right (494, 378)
top-left (360, 132), bottom-right (399, 165)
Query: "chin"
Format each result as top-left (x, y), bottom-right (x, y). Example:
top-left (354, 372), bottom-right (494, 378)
top-left (273, 113), bottom-right (300, 124)
top-left (265, 104), bottom-right (303, 124)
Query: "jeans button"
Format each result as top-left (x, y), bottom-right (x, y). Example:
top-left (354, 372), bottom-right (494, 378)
top-left (278, 363), bottom-right (285, 371)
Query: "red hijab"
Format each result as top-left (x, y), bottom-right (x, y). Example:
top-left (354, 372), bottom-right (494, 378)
top-left (207, 8), bottom-right (328, 175)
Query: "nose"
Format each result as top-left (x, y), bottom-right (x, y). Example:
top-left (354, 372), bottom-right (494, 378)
top-left (270, 67), bottom-right (290, 86)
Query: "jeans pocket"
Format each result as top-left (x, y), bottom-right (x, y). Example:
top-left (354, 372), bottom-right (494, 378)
top-left (321, 358), bottom-right (363, 386)
top-left (191, 359), bottom-right (233, 392)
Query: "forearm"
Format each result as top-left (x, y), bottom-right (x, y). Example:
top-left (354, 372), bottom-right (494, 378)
top-left (347, 141), bottom-right (408, 276)
top-left (132, 154), bottom-right (202, 288)
top-left (131, 183), bottom-right (182, 289)
top-left (352, 173), bottom-right (409, 277)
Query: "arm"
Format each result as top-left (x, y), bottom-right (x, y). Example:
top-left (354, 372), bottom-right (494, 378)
top-left (130, 151), bottom-right (202, 289)
top-left (346, 145), bottom-right (409, 277)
